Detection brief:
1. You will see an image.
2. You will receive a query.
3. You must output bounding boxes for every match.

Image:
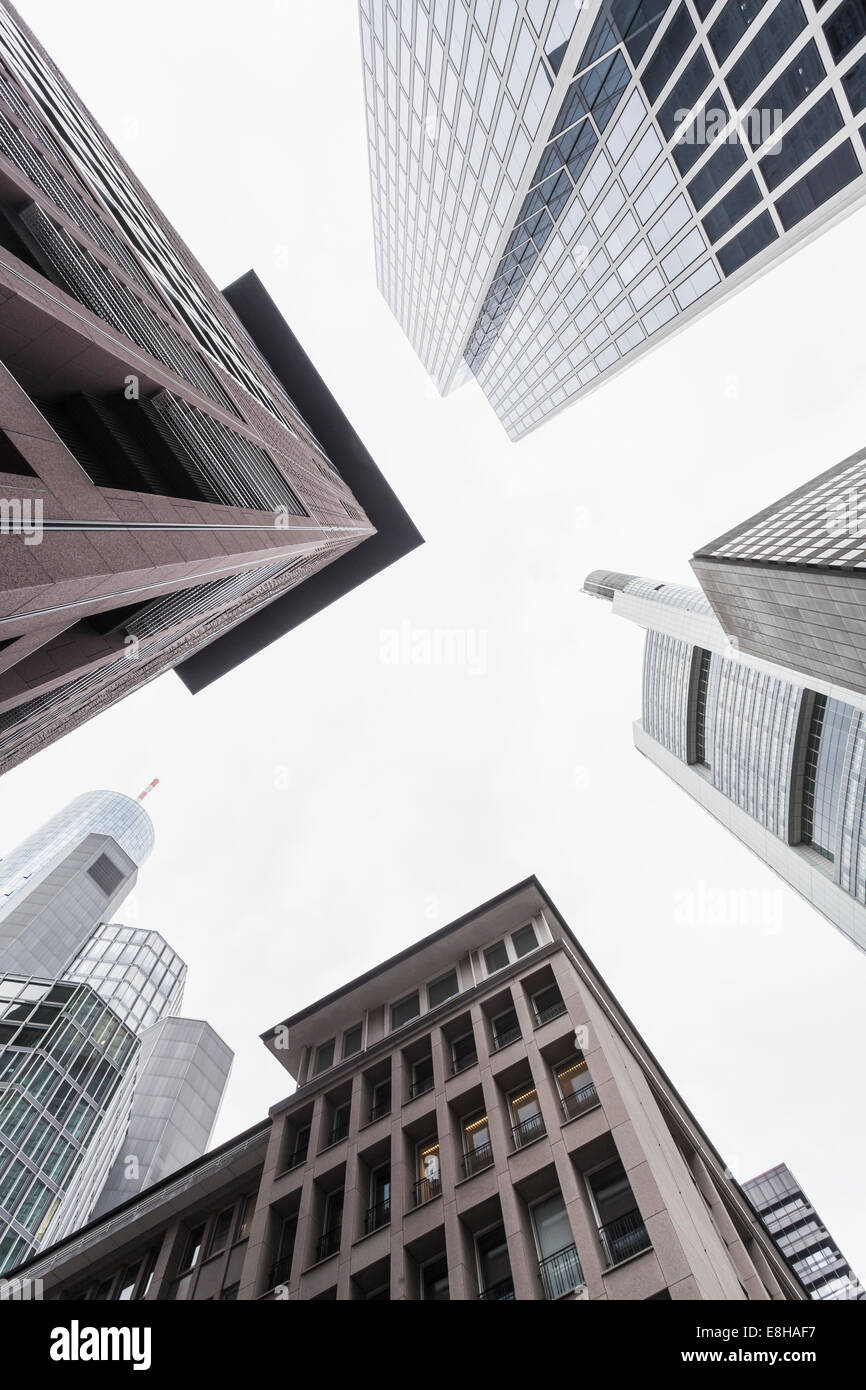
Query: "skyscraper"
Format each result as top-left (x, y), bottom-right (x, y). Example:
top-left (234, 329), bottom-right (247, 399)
top-left (8, 879), bottom-right (806, 1301)
top-left (0, 1), bottom-right (421, 775)
top-left (360, 0), bottom-right (866, 437)
top-left (0, 789), bottom-right (231, 1274)
top-left (692, 443), bottom-right (866, 701)
top-left (584, 569), bottom-right (866, 953)
top-left (744, 1163), bottom-right (864, 1300)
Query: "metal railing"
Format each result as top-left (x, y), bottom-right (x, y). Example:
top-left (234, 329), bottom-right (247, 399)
top-left (412, 1175), bottom-right (442, 1207)
top-left (368, 1098), bottom-right (391, 1123)
top-left (538, 1243), bottom-right (584, 1300)
top-left (326, 1118), bottom-right (349, 1147)
top-left (364, 1198), bottom-right (391, 1235)
top-left (462, 1141), bottom-right (494, 1178)
top-left (285, 1145), bottom-right (308, 1171)
top-left (534, 997), bottom-right (567, 1026)
top-left (598, 1208), bottom-right (652, 1267)
top-left (409, 1074), bottom-right (434, 1099)
top-left (268, 1254), bottom-right (293, 1290)
top-left (316, 1226), bottom-right (341, 1262)
top-left (511, 1112), bottom-right (546, 1148)
top-left (560, 1082), bottom-right (599, 1121)
top-left (491, 1023), bottom-right (521, 1051)
top-left (479, 1277), bottom-right (516, 1301)
top-left (451, 1050), bottom-right (478, 1075)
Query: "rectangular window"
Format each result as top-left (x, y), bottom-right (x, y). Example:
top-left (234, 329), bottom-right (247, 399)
top-left (511, 923), bottom-right (538, 958)
top-left (451, 1031), bottom-right (477, 1074)
top-left (415, 1139), bottom-right (441, 1205)
top-left (759, 92), bottom-right (844, 191)
top-left (342, 1024), bottom-right (363, 1060)
top-left (510, 1086), bottom-right (545, 1146)
top-left (693, 648), bottom-right (712, 767)
top-left (774, 139), bottom-right (861, 231)
top-left (716, 209), bottom-right (778, 275)
top-left (477, 1223), bottom-right (514, 1299)
top-left (824, 0), bottom-right (866, 62)
top-left (484, 941), bottom-right (509, 975)
top-left (391, 992), bottom-right (420, 1031)
top-left (207, 1207), bottom-right (234, 1258)
top-left (180, 1224), bottom-right (204, 1273)
top-left (421, 1254), bottom-right (450, 1300)
top-left (533, 985), bottom-right (566, 1025)
top-left (462, 1111), bottom-right (493, 1177)
top-left (492, 1006), bottom-right (521, 1049)
top-left (313, 1039), bottom-right (335, 1075)
top-left (427, 969), bottom-right (459, 1009)
top-left (236, 1194), bottom-right (256, 1242)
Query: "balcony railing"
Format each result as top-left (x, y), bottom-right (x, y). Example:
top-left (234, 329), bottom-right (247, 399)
top-left (479, 1276), bottom-right (516, 1300)
top-left (268, 1254), bottom-right (293, 1290)
top-left (409, 1074), bottom-right (434, 1099)
top-left (539, 1243), bottom-right (584, 1300)
top-left (534, 997), bottom-right (567, 1026)
top-left (491, 1024), bottom-right (521, 1051)
top-left (598, 1208), bottom-right (652, 1268)
top-left (326, 1118), bottom-right (349, 1147)
top-left (511, 1112), bottom-right (546, 1148)
top-left (560, 1082), bottom-right (599, 1121)
top-left (412, 1175), bottom-right (442, 1207)
top-left (285, 1146), bottom-right (308, 1172)
top-left (462, 1141), bottom-right (494, 1178)
top-left (451, 1050), bottom-right (478, 1075)
top-left (364, 1198), bottom-right (391, 1235)
top-left (368, 1098), bottom-right (391, 1122)
top-left (316, 1226), bottom-right (342, 1262)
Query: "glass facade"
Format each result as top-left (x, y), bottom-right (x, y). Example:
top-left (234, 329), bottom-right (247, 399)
top-left (744, 1163), bottom-right (864, 1300)
top-left (361, 1), bottom-right (866, 437)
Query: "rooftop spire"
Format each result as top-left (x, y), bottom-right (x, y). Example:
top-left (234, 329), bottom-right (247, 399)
top-left (136, 778), bottom-right (159, 803)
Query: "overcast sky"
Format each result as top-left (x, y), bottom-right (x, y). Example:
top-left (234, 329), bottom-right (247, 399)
top-left (4, 0), bottom-right (866, 1279)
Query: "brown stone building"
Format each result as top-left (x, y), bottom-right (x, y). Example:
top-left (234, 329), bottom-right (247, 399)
top-left (10, 879), bottom-right (805, 1301)
top-left (0, 1), bottom-right (420, 773)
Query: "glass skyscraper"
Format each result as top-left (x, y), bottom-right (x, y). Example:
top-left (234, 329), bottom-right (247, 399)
top-left (0, 791), bottom-right (231, 1274)
top-left (744, 1163), bottom-right (864, 1299)
top-left (584, 568), bottom-right (866, 954)
top-left (360, 0), bottom-right (866, 437)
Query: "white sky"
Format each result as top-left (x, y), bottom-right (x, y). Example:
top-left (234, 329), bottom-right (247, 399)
top-left (4, 0), bottom-right (866, 1279)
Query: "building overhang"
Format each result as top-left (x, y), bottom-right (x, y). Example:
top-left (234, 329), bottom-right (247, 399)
top-left (174, 271), bottom-right (423, 693)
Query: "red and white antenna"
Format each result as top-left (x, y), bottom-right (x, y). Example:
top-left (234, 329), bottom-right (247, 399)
top-left (137, 778), bottom-right (160, 803)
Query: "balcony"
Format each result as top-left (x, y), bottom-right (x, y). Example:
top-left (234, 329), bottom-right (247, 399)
top-left (479, 1277), bottom-right (515, 1300)
top-left (451, 1050), bottom-right (478, 1075)
top-left (316, 1226), bottom-right (341, 1262)
top-left (412, 1175), bottom-right (442, 1207)
top-left (409, 1075), bottom-right (434, 1100)
top-left (368, 1098), bottom-right (391, 1123)
top-left (598, 1208), bottom-right (652, 1268)
top-left (364, 1198), bottom-right (391, 1235)
top-left (560, 1081), bottom-right (599, 1121)
top-left (511, 1112), bottom-right (546, 1149)
top-left (461, 1141), bottom-right (494, 1179)
top-left (491, 1024), bottom-right (521, 1051)
top-left (268, 1254), bottom-right (293, 1290)
top-left (539, 1243), bottom-right (584, 1300)
top-left (534, 997), bottom-right (567, 1027)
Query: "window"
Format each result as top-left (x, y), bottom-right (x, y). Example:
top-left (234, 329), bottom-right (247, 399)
top-left (327, 1102), bottom-right (350, 1146)
top-left (318, 1192), bottom-right (343, 1261)
top-left (370, 1078), bottom-right (391, 1121)
top-left (477, 1223), bottom-right (514, 1299)
top-left (410, 1054), bottom-right (434, 1097)
top-left (555, 1055), bottom-right (597, 1119)
top-left (342, 1024), bottom-right (363, 1060)
top-left (451, 1031), bottom-right (477, 1074)
top-left (207, 1207), bottom-right (234, 1258)
top-left (87, 854), bottom-right (124, 897)
top-left (421, 1254), bottom-right (450, 1300)
top-left (462, 1112), bottom-right (493, 1177)
top-left (116, 1263), bottom-right (139, 1301)
top-left (180, 1224), bottom-right (204, 1274)
top-left (491, 1006), bottom-right (521, 1049)
top-left (589, 1160), bottom-right (651, 1266)
top-left (509, 1086), bottom-right (545, 1146)
top-left (367, 1163), bottom-right (391, 1233)
top-left (427, 969), bottom-right (459, 1009)
top-left (287, 1123), bottom-right (310, 1170)
top-left (236, 1195), bottom-right (256, 1242)
top-left (483, 941), bottom-right (509, 975)
top-left (533, 984), bottom-right (566, 1025)
top-left (415, 1139), bottom-right (441, 1204)
top-left (533, 1192), bottom-right (581, 1298)
top-left (313, 1039), bottom-right (335, 1076)
top-left (391, 992), bottom-right (420, 1031)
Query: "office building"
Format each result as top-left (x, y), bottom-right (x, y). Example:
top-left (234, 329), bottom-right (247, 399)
top-left (744, 1163), bottom-right (864, 1300)
top-left (0, 1), bottom-right (421, 775)
top-left (0, 789), bottom-right (231, 1274)
top-left (584, 567), bottom-right (866, 953)
top-left (360, 0), bottom-right (866, 437)
top-left (692, 443), bottom-right (866, 701)
top-left (9, 879), bottom-right (804, 1300)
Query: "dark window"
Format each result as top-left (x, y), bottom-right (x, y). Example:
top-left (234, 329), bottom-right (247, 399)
top-left (342, 1024), bottom-right (362, 1060)
top-left (672, 89), bottom-right (728, 175)
top-left (716, 209), bottom-right (779, 274)
top-left (709, 0), bottom-right (766, 65)
top-left (207, 1207), bottom-right (234, 1257)
top-left (775, 139), bottom-right (860, 229)
top-left (512, 924), bottom-right (538, 958)
top-left (484, 941), bottom-right (509, 974)
top-left (694, 649), bottom-right (712, 767)
top-left (181, 1224), bottom-right (204, 1273)
top-left (843, 54), bottom-right (866, 115)
top-left (759, 91), bottom-right (844, 191)
top-left (0, 429), bottom-right (36, 477)
top-left (726, 0), bottom-right (807, 109)
top-left (427, 969), bottom-right (459, 1009)
top-left (823, 0), bottom-right (866, 62)
top-left (702, 170), bottom-right (763, 240)
top-left (492, 1007), bottom-right (521, 1048)
top-left (643, 4), bottom-right (696, 103)
top-left (613, 0), bottom-right (668, 65)
top-left (313, 1039), bottom-right (335, 1075)
top-left (801, 694), bottom-right (830, 857)
top-left (116, 1264), bottom-right (139, 1301)
top-left (390, 992), bottom-right (420, 1031)
top-left (693, 0), bottom-right (716, 16)
top-left (688, 138), bottom-right (747, 209)
top-left (421, 1255), bottom-right (450, 1300)
top-left (658, 48), bottom-right (713, 139)
top-left (745, 40), bottom-right (826, 149)
top-left (87, 854), bottom-right (124, 897)
top-left (534, 985), bottom-right (566, 1024)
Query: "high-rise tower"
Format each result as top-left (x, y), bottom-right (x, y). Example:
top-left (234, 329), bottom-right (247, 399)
top-left (744, 1163), bottom-right (864, 1300)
